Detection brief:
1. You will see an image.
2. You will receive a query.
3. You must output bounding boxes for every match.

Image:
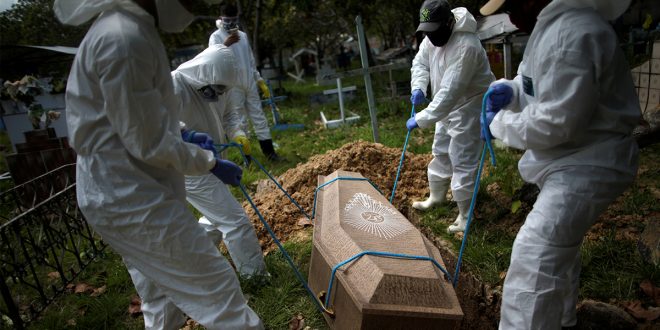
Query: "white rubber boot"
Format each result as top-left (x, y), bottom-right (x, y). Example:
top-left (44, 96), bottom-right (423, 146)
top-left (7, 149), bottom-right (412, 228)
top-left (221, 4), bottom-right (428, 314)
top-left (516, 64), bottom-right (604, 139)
top-left (412, 179), bottom-right (450, 211)
top-left (448, 199), bottom-right (471, 233)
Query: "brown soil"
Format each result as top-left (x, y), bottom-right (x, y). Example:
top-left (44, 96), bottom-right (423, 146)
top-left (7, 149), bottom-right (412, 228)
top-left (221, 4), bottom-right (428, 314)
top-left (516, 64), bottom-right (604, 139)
top-left (241, 140), bottom-right (655, 329)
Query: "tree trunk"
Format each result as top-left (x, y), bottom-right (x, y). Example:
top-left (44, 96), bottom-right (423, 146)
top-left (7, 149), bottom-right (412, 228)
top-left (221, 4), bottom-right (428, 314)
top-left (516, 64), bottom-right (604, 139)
top-left (252, 0), bottom-right (262, 65)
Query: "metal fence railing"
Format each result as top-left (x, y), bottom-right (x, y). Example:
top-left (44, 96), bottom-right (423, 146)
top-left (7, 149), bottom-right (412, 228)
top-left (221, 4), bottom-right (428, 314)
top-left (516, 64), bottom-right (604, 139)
top-left (0, 164), bottom-right (106, 329)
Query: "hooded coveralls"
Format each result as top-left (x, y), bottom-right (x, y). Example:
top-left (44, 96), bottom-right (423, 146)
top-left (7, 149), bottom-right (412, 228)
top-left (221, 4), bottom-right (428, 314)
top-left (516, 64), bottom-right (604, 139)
top-left (209, 22), bottom-right (272, 141)
top-left (411, 7), bottom-right (495, 203)
top-left (488, 1), bottom-right (640, 328)
top-left (171, 45), bottom-right (267, 277)
top-left (53, 1), bottom-right (263, 329)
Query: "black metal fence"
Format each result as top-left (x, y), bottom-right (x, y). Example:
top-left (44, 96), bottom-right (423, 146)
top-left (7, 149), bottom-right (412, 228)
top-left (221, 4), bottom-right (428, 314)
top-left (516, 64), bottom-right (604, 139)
top-left (0, 164), bottom-right (106, 329)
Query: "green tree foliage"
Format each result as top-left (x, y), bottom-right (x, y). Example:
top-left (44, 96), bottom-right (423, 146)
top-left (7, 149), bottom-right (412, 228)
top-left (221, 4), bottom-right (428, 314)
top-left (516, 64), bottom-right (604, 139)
top-left (0, 0), bottom-right (490, 67)
top-left (0, 0), bottom-right (88, 46)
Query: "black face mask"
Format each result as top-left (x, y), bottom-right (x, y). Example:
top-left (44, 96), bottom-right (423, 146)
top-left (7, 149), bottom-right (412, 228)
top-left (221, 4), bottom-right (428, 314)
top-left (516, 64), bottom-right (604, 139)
top-left (425, 18), bottom-right (454, 47)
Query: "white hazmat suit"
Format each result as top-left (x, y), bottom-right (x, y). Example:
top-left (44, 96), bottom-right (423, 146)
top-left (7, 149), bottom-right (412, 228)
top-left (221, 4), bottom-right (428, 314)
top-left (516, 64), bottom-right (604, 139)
top-left (171, 45), bottom-right (267, 277)
top-left (410, 7), bottom-right (494, 230)
top-left (487, 1), bottom-right (639, 329)
top-left (54, 1), bottom-right (263, 329)
top-left (209, 22), bottom-right (273, 142)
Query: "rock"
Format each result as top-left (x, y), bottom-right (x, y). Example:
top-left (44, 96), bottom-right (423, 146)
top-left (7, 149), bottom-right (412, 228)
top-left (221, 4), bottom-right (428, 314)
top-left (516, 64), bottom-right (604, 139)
top-left (255, 179), bottom-right (275, 194)
top-left (638, 219), bottom-right (660, 266)
top-left (575, 300), bottom-right (637, 330)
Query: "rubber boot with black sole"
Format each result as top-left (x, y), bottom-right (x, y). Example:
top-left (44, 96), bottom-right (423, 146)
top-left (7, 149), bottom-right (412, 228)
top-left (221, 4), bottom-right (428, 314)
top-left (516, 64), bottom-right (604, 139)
top-left (258, 139), bottom-right (281, 161)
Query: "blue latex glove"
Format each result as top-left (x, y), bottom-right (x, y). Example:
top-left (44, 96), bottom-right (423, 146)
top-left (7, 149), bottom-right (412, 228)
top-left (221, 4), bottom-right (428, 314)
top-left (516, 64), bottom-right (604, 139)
top-left (410, 89), bottom-right (426, 105)
top-left (486, 83), bottom-right (513, 113)
top-left (211, 158), bottom-right (243, 186)
top-left (480, 111), bottom-right (497, 141)
top-left (406, 116), bottom-right (419, 131)
top-left (182, 130), bottom-right (216, 156)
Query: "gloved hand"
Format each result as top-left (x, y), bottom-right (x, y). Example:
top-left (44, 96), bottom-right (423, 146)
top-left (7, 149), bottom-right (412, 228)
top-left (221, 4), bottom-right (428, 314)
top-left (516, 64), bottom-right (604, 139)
top-left (210, 158), bottom-right (243, 186)
top-left (410, 89), bottom-right (426, 105)
top-left (223, 32), bottom-right (240, 47)
top-left (406, 116), bottom-right (419, 131)
top-left (181, 130), bottom-right (216, 156)
top-left (234, 135), bottom-right (251, 156)
top-left (486, 83), bottom-right (513, 113)
top-left (257, 79), bottom-right (270, 98)
top-left (480, 111), bottom-right (497, 141)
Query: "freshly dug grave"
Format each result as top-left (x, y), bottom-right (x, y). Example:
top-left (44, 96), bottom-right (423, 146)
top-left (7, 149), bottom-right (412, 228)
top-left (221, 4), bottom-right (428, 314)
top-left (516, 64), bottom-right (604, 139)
top-left (241, 140), bottom-right (655, 329)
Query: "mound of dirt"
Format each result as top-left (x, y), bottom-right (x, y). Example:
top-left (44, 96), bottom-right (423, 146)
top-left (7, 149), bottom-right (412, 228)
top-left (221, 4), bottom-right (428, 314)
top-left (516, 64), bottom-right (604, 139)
top-left (243, 140), bottom-right (432, 249)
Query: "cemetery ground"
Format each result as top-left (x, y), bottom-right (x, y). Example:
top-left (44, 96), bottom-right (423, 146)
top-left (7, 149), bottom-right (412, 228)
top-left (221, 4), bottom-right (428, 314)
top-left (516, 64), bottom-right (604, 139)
top-left (2, 74), bottom-right (658, 329)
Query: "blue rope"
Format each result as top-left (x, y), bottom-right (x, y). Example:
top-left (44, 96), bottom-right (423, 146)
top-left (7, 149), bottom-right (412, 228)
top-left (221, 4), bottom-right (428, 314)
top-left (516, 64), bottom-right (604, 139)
top-left (481, 90), bottom-right (497, 167)
top-left (311, 177), bottom-right (383, 221)
top-left (324, 250), bottom-right (453, 309)
top-left (217, 142), bottom-right (311, 220)
top-left (452, 91), bottom-right (497, 287)
top-left (389, 104), bottom-right (416, 203)
top-left (250, 156), bottom-right (312, 220)
top-left (238, 184), bottom-right (325, 313)
top-left (214, 142), bottom-right (249, 164)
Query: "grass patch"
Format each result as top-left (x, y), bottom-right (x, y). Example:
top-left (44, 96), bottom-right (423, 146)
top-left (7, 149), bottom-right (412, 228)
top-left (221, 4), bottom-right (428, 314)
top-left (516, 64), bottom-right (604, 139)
top-left (418, 204), bottom-right (454, 237)
top-left (28, 252), bottom-right (143, 330)
top-left (481, 145), bottom-right (525, 198)
top-left (27, 238), bottom-right (328, 330)
top-left (580, 230), bottom-right (660, 300)
top-left (0, 131), bottom-right (13, 193)
top-left (241, 238), bottom-right (327, 330)
top-left (456, 227), bottom-right (515, 285)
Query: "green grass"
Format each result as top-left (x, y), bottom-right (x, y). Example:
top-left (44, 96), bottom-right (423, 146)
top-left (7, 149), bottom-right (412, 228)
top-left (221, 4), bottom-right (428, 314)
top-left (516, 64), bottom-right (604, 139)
top-left (26, 240), bottom-right (327, 330)
top-left (580, 229), bottom-right (660, 300)
top-left (28, 252), bottom-right (143, 330)
top-left (481, 145), bottom-right (525, 198)
top-left (417, 203), bottom-right (515, 285)
top-left (241, 238), bottom-right (327, 330)
top-left (458, 227), bottom-right (515, 285)
top-left (0, 131), bottom-right (13, 193)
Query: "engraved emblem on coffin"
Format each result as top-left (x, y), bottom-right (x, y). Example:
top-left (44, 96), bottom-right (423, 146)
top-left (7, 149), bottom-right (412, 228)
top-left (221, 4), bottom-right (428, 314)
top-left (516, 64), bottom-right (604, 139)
top-left (343, 192), bottom-right (411, 239)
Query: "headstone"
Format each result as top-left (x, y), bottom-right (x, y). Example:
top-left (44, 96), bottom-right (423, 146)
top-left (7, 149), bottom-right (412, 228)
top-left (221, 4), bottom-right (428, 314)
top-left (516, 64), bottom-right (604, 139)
top-left (316, 61), bottom-right (336, 86)
top-left (5, 128), bottom-right (76, 187)
top-left (309, 170), bottom-right (462, 329)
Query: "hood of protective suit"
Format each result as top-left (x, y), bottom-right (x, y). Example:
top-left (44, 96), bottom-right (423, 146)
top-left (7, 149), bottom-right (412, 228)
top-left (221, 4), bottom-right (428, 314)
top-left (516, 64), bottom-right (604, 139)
top-left (544, 0), bottom-right (631, 21)
top-left (173, 44), bottom-right (240, 90)
top-left (451, 7), bottom-right (477, 34)
top-left (54, 0), bottom-right (147, 25)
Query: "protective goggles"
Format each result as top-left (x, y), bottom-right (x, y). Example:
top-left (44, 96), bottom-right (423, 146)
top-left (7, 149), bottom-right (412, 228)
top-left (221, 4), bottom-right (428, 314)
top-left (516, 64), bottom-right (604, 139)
top-left (220, 16), bottom-right (239, 30)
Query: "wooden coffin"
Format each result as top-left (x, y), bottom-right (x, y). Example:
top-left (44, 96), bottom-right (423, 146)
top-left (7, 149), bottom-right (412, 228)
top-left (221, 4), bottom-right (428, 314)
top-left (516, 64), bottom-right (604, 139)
top-left (309, 170), bottom-right (463, 329)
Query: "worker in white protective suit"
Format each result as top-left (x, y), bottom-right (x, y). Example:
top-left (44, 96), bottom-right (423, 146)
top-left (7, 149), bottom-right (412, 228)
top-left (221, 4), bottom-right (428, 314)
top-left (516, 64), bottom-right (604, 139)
top-left (407, 0), bottom-right (494, 233)
top-left (53, 0), bottom-right (263, 329)
top-left (479, 0), bottom-right (639, 329)
top-left (209, 3), bottom-right (281, 161)
top-left (171, 44), bottom-right (268, 278)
